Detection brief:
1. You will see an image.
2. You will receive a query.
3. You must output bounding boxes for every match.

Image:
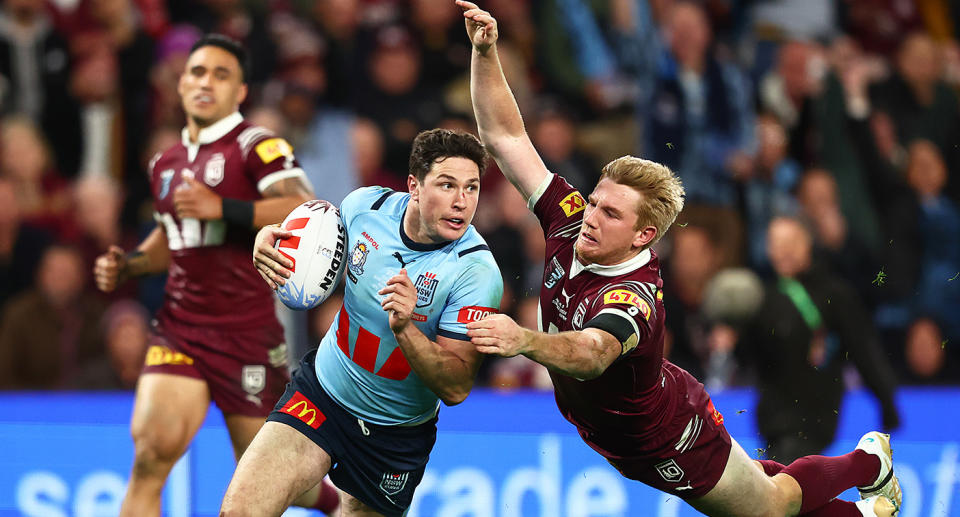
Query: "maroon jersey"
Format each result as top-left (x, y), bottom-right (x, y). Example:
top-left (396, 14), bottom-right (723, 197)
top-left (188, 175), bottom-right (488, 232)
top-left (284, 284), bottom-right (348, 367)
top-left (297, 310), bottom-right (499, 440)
top-left (531, 174), bottom-right (726, 466)
top-left (149, 112), bottom-right (307, 329)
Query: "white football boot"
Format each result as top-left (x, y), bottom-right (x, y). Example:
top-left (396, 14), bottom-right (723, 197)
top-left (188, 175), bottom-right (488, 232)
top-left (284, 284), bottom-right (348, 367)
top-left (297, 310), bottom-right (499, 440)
top-left (856, 432), bottom-right (902, 511)
top-left (855, 495), bottom-right (898, 517)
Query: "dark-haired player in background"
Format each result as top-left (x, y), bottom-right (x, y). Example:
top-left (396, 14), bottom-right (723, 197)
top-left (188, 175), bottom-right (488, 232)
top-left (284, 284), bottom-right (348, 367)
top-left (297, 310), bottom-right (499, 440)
top-left (460, 3), bottom-right (900, 517)
top-left (93, 35), bottom-right (337, 517)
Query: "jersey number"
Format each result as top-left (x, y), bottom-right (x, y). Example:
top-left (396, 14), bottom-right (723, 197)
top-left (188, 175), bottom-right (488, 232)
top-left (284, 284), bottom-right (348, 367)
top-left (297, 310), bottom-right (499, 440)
top-left (336, 309), bottom-right (412, 380)
top-left (157, 213), bottom-right (227, 250)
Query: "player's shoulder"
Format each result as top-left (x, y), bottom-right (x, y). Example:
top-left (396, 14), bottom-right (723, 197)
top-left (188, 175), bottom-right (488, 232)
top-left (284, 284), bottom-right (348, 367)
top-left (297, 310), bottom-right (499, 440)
top-left (233, 121), bottom-right (285, 160)
top-left (447, 228), bottom-right (500, 278)
top-left (341, 186), bottom-right (407, 219)
top-left (147, 141), bottom-right (185, 179)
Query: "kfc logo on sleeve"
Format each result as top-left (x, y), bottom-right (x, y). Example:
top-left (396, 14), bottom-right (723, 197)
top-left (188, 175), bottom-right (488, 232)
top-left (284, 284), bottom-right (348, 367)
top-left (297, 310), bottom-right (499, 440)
top-left (457, 306), bottom-right (498, 323)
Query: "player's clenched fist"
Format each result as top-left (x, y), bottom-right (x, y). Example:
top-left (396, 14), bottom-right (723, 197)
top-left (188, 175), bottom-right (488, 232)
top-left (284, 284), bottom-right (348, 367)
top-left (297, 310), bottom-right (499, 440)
top-left (252, 224), bottom-right (293, 290)
top-left (466, 313), bottom-right (529, 357)
top-left (457, 0), bottom-right (499, 54)
top-left (173, 175), bottom-right (222, 220)
top-left (93, 245), bottom-right (127, 292)
top-left (379, 269), bottom-right (417, 333)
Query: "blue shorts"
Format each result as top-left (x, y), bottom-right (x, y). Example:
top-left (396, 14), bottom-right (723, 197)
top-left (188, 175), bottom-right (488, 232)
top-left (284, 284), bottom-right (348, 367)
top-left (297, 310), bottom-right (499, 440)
top-left (267, 350), bottom-right (437, 516)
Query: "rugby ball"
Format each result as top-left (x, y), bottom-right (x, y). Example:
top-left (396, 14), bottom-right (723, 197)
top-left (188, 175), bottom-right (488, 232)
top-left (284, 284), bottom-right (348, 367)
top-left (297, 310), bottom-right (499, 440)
top-left (275, 200), bottom-right (347, 310)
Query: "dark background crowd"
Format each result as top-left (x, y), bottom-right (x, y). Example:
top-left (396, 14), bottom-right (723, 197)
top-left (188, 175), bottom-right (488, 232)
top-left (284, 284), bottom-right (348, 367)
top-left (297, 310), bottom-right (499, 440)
top-left (0, 0), bottom-right (957, 400)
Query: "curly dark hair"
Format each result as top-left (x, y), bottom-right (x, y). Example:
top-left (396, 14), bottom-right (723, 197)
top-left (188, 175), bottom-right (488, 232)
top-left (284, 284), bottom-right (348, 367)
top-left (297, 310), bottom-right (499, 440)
top-left (408, 129), bottom-right (488, 182)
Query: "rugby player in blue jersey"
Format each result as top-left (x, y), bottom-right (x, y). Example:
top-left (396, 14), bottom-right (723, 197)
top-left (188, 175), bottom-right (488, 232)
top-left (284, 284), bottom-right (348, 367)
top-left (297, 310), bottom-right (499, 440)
top-left (221, 128), bottom-right (503, 516)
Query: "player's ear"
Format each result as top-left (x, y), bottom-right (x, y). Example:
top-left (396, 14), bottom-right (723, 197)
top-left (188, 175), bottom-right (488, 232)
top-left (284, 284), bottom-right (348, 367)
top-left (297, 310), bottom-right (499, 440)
top-left (407, 174), bottom-right (419, 201)
top-left (633, 225), bottom-right (657, 249)
top-left (235, 82), bottom-right (248, 107)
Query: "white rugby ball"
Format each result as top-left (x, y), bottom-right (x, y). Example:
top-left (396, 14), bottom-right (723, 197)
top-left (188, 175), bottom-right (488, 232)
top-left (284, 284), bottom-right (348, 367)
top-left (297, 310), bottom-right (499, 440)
top-left (275, 200), bottom-right (347, 310)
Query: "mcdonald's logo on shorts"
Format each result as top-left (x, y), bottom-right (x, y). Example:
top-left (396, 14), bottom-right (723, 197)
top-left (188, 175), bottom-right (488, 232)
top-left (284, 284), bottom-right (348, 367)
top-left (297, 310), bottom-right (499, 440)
top-left (280, 391), bottom-right (326, 429)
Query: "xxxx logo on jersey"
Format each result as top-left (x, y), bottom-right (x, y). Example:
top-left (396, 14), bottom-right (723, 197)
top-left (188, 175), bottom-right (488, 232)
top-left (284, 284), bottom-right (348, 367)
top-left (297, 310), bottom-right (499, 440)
top-left (255, 138), bottom-right (293, 163)
top-left (603, 289), bottom-right (652, 320)
top-left (559, 191), bottom-right (586, 217)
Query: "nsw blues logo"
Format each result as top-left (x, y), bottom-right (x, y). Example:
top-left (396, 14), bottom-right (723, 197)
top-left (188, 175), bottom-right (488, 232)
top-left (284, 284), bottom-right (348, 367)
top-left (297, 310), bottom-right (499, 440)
top-left (544, 256), bottom-right (565, 288)
top-left (158, 169), bottom-right (175, 199)
top-left (415, 272), bottom-right (439, 307)
top-left (347, 241), bottom-right (368, 283)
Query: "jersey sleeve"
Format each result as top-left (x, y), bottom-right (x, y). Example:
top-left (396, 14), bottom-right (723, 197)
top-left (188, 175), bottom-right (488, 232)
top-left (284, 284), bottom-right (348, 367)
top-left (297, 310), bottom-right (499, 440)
top-left (437, 259), bottom-right (504, 341)
top-left (239, 127), bottom-right (311, 194)
top-left (583, 281), bottom-right (659, 356)
top-left (530, 173), bottom-right (587, 239)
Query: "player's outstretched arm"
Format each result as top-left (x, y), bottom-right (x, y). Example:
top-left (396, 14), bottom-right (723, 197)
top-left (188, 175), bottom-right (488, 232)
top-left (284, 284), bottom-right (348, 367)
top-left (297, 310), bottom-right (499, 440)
top-left (379, 269), bottom-right (482, 405)
top-left (93, 226), bottom-right (171, 292)
top-left (467, 315), bottom-right (621, 379)
top-left (459, 0), bottom-right (549, 200)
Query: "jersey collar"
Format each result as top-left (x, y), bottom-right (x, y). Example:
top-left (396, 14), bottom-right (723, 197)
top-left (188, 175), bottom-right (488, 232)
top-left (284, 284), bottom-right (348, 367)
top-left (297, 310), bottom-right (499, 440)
top-left (181, 111), bottom-right (243, 146)
top-left (570, 249), bottom-right (651, 278)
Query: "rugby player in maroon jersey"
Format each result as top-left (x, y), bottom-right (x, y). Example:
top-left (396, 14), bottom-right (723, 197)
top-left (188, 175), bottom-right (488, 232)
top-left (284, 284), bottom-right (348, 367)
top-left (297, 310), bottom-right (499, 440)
top-left (458, 2), bottom-right (900, 516)
top-left (93, 35), bottom-right (337, 516)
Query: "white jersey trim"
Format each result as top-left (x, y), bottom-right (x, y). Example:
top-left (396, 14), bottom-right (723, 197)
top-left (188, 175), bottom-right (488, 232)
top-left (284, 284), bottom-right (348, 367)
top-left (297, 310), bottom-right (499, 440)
top-left (570, 249), bottom-right (652, 279)
top-left (526, 172), bottom-right (555, 211)
top-left (257, 167), bottom-right (311, 193)
top-left (180, 111), bottom-right (243, 146)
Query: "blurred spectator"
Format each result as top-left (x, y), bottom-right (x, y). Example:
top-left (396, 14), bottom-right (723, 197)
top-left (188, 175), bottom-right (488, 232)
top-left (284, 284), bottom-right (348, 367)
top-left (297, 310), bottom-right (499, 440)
top-left (0, 177), bottom-right (50, 308)
top-left (410, 0), bottom-right (471, 91)
top-left (905, 140), bottom-right (960, 340)
top-left (738, 113), bottom-right (801, 271)
top-left (737, 216), bottom-right (899, 462)
top-left (351, 116), bottom-right (404, 191)
top-left (79, 0), bottom-right (155, 224)
top-left (0, 116), bottom-right (73, 239)
top-left (639, 1), bottom-right (755, 208)
top-left (69, 299), bottom-right (150, 390)
top-left (148, 24), bottom-right (200, 129)
top-left (874, 32), bottom-right (960, 202)
top-left (904, 317), bottom-right (957, 383)
top-left (0, 0), bottom-right (82, 176)
top-left (0, 245), bottom-right (106, 389)
top-left (530, 100), bottom-right (601, 194)
top-left (167, 0), bottom-right (275, 84)
top-left (840, 0), bottom-right (923, 56)
top-left (662, 224), bottom-right (723, 382)
top-left (72, 174), bottom-right (138, 298)
top-left (796, 168), bottom-right (877, 304)
top-left (355, 25), bottom-right (446, 174)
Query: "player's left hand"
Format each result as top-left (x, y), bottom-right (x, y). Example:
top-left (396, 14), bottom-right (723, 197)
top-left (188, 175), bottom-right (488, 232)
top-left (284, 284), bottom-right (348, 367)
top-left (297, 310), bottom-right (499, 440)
top-left (466, 314), bottom-right (528, 357)
top-left (457, 1), bottom-right (499, 55)
top-left (380, 269), bottom-right (417, 333)
top-left (173, 175), bottom-right (222, 220)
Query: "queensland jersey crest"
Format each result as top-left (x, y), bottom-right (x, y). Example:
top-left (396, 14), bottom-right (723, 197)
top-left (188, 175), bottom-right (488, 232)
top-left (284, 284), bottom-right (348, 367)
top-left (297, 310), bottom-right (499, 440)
top-left (415, 272), bottom-right (439, 307)
top-left (204, 152), bottom-right (225, 187)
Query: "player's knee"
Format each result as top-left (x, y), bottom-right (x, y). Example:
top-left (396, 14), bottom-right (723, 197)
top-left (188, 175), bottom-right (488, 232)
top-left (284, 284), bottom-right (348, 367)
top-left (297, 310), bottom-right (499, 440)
top-left (219, 492), bottom-right (254, 517)
top-left (130, 426), bottom-right (189, 477)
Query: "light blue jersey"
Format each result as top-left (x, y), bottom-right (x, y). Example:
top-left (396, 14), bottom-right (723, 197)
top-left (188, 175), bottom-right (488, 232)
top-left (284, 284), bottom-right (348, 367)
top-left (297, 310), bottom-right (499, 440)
top-left (314, 186), bottom-right (503, 425)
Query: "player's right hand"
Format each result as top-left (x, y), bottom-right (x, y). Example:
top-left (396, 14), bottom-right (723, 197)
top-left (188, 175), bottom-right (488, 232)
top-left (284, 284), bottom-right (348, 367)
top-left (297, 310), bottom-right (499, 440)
top-left (253, 224), bottom-right (293, 290)
top-left (457, 1), bottom-right (499, 54)
top-left (93, 245), bottom-right (127, 292)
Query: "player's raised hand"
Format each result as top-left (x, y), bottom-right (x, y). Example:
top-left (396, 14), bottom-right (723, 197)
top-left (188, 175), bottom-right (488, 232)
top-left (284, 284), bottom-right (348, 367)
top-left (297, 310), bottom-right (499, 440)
top-left (466, 314), bottom-right (528, 357)
top-left (173, 174), bottom-right (222, 220)
top-left (93, 245), bottom-right (127, 292)
top-left (253, 224), bottom-right (293, 290)
top-left (379, 269), bottom-right (417, 333)
top-left (457, 1), bottom-right (498, 54)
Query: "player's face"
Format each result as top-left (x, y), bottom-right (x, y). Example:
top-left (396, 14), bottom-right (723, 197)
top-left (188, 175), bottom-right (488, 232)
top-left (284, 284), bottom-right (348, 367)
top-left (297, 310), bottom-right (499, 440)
top-left (575, 178), bottom-right (650, 265)
top-left (408, 157), bottom-right (481, 243)
top-left (178, 46), bottom-right (248, 128)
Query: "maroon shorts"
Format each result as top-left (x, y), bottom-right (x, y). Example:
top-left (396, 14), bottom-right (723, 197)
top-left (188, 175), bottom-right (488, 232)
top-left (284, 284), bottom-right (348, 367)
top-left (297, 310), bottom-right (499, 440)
top-left (142, 315), bottom-right (290, 417)
top-left (603, 365), bottom-right (732, 500)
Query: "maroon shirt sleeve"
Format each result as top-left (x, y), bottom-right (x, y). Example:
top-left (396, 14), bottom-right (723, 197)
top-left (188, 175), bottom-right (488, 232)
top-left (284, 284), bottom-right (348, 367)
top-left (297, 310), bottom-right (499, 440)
top-left (582, 281), bottom-right (660, 357)
top-left (531, 174), bottom-right (588, 239)
top-left (239, 130), bottom-right (305, 193)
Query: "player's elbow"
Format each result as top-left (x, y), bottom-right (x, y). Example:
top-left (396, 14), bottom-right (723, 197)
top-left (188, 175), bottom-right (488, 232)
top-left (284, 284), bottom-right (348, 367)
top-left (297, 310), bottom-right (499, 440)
top-left (440, 386), bottom-right (471, 406)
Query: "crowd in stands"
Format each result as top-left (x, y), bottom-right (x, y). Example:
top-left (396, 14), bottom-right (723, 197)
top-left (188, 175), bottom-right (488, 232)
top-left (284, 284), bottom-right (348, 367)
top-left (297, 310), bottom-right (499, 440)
top-left (0, 0), bottom-right (958, 393)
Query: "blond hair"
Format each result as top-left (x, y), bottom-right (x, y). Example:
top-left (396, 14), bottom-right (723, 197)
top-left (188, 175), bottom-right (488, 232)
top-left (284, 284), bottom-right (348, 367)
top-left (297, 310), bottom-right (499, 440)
top-left (600, 156), bottom-right (685, 248)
